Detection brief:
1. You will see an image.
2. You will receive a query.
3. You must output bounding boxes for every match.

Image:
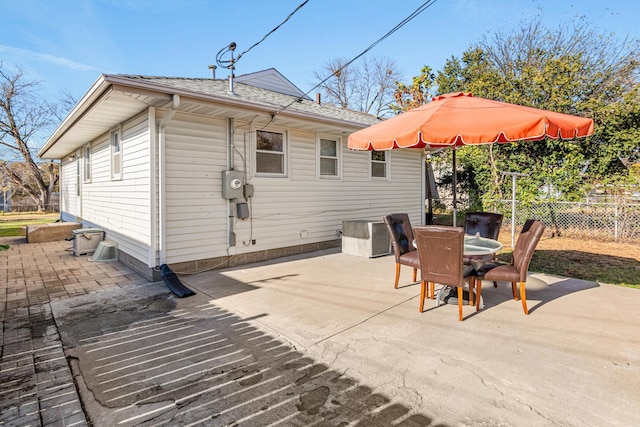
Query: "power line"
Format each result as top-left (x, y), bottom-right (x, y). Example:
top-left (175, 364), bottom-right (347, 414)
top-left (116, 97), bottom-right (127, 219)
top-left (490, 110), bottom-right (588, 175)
top-left (216, 0), bottom-right (309, 70)
top-left (237, 0), bottom-right (309, 62)
top-left (273, 0), bottom-right (439, 117)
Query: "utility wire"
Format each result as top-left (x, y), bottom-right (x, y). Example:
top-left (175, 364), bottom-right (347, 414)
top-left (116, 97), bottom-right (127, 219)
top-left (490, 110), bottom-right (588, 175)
top-left (216, 0), bottom-right (309, 69)
top-left (237, 0), bottom-right (309, 62)
top-left (274, 0), bottom-right (438, 117)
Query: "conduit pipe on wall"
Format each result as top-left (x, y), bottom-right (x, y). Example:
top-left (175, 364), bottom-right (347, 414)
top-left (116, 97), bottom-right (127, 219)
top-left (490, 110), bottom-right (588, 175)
top-left (157, 95), bottom-right (180, 266)
top-left (227, 117), bottom-right (236, 253)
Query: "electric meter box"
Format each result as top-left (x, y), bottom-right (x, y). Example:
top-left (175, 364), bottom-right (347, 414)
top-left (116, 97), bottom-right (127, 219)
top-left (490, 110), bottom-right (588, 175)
top-left (222, 170), bottom-right (244, 199)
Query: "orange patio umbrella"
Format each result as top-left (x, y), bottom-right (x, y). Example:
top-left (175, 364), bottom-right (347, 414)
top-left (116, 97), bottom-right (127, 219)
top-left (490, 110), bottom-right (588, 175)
top-left (348, 92), bottom-right (594, 224)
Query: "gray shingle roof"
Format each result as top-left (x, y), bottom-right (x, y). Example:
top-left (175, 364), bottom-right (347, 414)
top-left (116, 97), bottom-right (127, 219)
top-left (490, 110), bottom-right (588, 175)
top-left (119, 75), bottom-right (382, 126)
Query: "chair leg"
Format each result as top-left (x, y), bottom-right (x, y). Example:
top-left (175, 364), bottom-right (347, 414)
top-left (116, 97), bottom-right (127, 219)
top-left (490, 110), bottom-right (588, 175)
top-left (394, 263), bottom-right (401, 289)
top-left (475, 279), bottom-right (482, 311)
top-left (419, 281), bottom-right (427, 312)
top-left (458, 286), bottom-right (464, 321)
top-left (429, 281), bottom-right (435, 299)
top-left (493, 281), bottom-right (498, 288)
top-left (519, 281), bottom-right (529, 315)
top-left (412, 268), bottom-right (417, 282)
top-left (468, 278), bottom-right (474, 306)
top-left (511, 282), bottom-right (518, 300)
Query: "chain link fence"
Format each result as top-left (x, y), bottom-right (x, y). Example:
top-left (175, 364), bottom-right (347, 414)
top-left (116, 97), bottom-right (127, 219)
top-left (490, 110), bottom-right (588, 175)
top-left (429, 199), bottom-right (640, 242)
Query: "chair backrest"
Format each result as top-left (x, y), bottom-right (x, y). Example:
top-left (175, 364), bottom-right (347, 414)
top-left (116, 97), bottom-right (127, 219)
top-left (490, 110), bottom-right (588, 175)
top-left (464, 212), bottom-right (504, 240)
top-left (512, 220), bottom-right (546, 281)
top-left (383, 213), bottom-right (416, 260)
top-left (413, 225), bottom-right (466, 288)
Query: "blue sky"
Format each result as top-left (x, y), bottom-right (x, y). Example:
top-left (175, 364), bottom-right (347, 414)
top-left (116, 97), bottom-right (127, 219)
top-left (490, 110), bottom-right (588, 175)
top-left (1, 0), bottom-right (639, 102)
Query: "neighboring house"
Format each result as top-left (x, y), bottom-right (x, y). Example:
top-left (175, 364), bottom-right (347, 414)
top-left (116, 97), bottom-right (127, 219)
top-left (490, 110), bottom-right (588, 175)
top-left (38, 69), bottom-right (425, 280)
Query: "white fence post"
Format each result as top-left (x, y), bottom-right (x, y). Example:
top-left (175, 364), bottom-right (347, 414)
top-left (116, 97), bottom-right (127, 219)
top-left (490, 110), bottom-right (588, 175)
top-left (614, 204), bottom-right (619, 239)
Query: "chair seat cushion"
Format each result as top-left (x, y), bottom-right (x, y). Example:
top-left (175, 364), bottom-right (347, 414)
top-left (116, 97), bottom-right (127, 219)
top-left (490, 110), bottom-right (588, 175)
top-left (398, 251), bottom-right (421, 269)
top-left (470, 259), bottom-right (519, 282)
top-left (481, 263), bottom-right (519, 282)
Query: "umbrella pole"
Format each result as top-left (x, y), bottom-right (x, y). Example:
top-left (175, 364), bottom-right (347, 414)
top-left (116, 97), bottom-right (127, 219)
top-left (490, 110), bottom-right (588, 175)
top-left (503, 171), bottom-right (528, 248)
top-left (452, 148), bottom-right (457, 227)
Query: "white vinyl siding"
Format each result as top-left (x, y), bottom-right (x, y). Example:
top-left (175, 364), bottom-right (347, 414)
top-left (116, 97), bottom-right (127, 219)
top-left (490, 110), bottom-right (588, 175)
top-left (163, 113), bottom-right (229, 264)
top-left (79, 115), bottom-right (151, 263)
top-left (63, 107), bottom-right (422, 269)
top-left (234, 129), bottom-right (422, 251)
top-left (59, 157), bottom-right (77, 222)
top-left (160, 114), bottom-right (421, 265)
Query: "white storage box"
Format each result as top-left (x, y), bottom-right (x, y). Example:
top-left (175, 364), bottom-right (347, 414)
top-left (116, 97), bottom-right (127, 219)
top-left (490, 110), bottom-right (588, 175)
top-left (72, 228), bottom-right (105, 256)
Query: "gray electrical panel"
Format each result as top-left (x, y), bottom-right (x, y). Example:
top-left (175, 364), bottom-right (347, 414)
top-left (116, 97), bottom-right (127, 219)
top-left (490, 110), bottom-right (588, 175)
top-left (222, 170), bottom-right (244, 199)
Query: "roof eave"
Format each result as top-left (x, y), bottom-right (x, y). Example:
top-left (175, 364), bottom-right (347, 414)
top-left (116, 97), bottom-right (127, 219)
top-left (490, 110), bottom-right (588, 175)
top-left (38, 75), bottom-right (378, 159)
top-left (38, 74), bottom-right (111, 159)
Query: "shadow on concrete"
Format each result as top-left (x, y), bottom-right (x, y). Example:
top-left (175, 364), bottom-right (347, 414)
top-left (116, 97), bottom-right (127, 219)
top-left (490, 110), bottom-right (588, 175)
top-left (52, 283), bottom-right (440, 427)
top-left (478, 271), bottom-right (600, 315)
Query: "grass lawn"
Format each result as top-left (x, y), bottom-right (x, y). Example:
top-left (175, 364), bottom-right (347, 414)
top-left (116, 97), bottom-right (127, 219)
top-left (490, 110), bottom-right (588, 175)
top-left (0, 213), bottom-right (59, 237)
top-left (496, 235), bottom-right (640, 289)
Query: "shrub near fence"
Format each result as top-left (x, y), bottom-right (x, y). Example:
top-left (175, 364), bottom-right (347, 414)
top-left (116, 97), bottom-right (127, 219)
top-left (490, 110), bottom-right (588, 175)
top-left (430, 199), bottom-right (640, 241)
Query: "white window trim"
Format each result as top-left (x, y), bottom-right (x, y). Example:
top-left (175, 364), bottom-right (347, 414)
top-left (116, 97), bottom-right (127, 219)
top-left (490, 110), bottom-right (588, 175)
top-left (75, 150), bottom-right (81, 197)
top-left (254, 128), bottom-right (288, 177)
top-left (370, 150), bottom-right (390, 180)
top-left (316, 135), bottom-right (342, 180)
top-left (111, 125), bottom-right (123, 180)
top-left (83, 144), bottom-right (91, 183)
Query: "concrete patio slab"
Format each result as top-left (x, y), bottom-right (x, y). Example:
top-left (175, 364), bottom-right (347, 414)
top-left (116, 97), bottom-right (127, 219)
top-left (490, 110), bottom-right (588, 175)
top-left (180, 248), bottom-right (640, 426)
top-left (3, 237), bottom-right (639, 426)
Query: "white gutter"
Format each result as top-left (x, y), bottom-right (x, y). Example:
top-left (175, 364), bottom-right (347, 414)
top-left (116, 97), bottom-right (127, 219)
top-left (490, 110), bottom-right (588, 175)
top-left (157, 95), bottom-right (181, 266)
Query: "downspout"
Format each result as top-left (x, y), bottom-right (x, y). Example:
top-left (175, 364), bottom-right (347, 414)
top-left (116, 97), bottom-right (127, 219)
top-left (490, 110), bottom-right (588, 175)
top-left (148, 107), bottom-right (156, 268)
top-left (157, 95), bottom-right (180, 266)
top-left (227, 118), bottom-right (236, 254)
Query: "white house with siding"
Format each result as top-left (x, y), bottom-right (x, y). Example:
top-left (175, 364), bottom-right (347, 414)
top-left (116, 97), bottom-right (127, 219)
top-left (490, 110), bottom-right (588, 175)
top-left (39, 69), bottom-right (425, 280)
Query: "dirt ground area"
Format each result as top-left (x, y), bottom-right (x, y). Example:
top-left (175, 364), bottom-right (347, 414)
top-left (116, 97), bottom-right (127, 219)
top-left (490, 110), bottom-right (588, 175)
top-left (526, 235), bottom-right (640, 261)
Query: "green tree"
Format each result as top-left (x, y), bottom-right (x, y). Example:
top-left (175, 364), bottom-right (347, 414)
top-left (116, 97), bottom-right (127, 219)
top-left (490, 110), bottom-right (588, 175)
top-left (433, 19), bottom-right (640, 204)
top-left (390, 65), bottom-right (436, 113)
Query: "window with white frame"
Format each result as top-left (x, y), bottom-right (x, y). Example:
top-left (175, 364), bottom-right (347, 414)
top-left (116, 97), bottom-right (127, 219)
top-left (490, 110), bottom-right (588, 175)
top-left (111, 127), bottom-right (122, 179)
top-left (75, 153), bottom-right (81, 196)
top-left (83, 144), bottom-right (91, 182)
top-left (256, 130), bottom-right (286, 175)
top-left (318, 137), bottom-right (340, 178)
top-left (371, 150), bottom-right (388, 178)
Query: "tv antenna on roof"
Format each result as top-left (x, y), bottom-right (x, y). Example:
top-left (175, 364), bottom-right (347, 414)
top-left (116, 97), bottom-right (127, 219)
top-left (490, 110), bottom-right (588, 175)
top-left (216, 42), bottom-right (237, 93)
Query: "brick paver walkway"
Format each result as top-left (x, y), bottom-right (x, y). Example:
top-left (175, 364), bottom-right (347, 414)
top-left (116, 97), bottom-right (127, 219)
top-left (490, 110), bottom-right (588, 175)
top-left (0, 237), bottom-right (147, 426)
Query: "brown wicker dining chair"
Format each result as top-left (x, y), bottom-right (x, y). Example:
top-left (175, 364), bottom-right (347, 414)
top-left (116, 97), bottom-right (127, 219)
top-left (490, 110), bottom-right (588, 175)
top-left (383, 213), bottom-right (420, 289)
top-left (471, 220), bottom-right (545, 315)
top-left (413, 225), bottom-right (478, 321)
